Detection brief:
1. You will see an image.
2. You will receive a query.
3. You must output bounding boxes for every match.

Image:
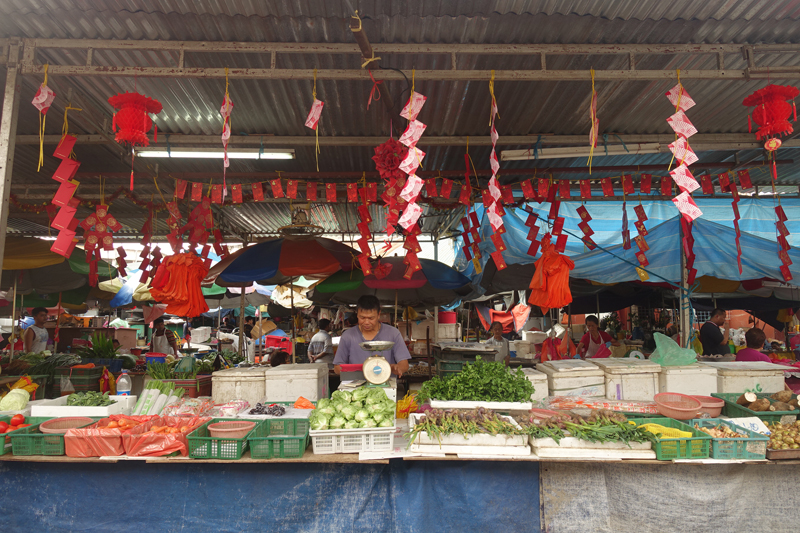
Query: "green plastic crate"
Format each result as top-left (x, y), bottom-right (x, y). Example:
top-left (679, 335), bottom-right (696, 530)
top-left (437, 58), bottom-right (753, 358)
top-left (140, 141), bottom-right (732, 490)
top-left (187, 418), bottom-right (260, 460)
top-left (623, 412), bottom-right (666, 420)
top-left (689, 418), bottom-right (768, 460)
top-left (2, 375), bottom-right (49, 401)
top-left (0, 416), bottom-right (53, 455)
top-left (436, 360), bottom-right (467, 372)
top-left (635, 417), bottom-right (711, 460)
top-left (712, 393), bottom-right (799, 423)
top-left (9, 417), bottom-right (97, 456)
top-left (248, 419), bottom-right (310, 459)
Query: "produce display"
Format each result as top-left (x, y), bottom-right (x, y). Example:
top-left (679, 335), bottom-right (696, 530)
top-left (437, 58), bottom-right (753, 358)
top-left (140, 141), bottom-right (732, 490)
top-left (765, 421), bottom-right (800, 450)
top-left (0, 414), bottom-right (31, 435)
top-left (404, 365), bottom-right (431, 376)
top-left (249, 403), bottom-right (287, 416)
top-left (694, 423), bottom-right (747, 439)
top-left (132, 381), bottom-right (184, 415)
top-left (0, 377), bottom-right (40, 410)
top-left (736, 391), bottom-right (799, 412)
top-left (417, 356), bottom-right (534, 403)
top-left (396, 392), bottom-right (418, 419)
top-left (76, 332), bottom-right (118, 360)
top-left (95, 417), bottom-right (143, 430)
top-left (309, 388), bottom-right (395, 430)
top-left (66, 391), bottom-right (115, 407)
top-left (408, 407), bottom-right (520, 445)
top-left (515, 410), bottom-right (658, 446)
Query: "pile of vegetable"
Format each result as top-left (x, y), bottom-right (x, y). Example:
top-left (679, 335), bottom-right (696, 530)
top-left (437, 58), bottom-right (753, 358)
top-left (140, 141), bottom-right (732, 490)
top-left (736, 391), bottom-right (799, 412)
top-left (132, 381), bottom-right (185, 416)
top-left (95, 418), bottom-right (142, 430)
top-left (18, 353), bottom-right (81, 381)
top-left (417, 356), bottom-right (534, 403)
top-left (408, 407), bottom-right (520, 445)
top-left (515, 409), bottom-right (658, 446)
top-left (765, 420), bottom-right (800, 450)
top-left (310, 388), bottom-right (395, 430)
top-left (249, 403), bottom-right (286, 416)
top-left (76, 332), bottom-right (119, 360)
top-left (694, 423), bottom-right (746, 439)
top-left (66, 391), bottom-right (115, 407)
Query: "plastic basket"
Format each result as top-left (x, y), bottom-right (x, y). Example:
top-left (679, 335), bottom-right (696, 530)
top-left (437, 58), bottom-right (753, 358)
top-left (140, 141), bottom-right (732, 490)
top-left (208, 421), bottom-right (256, 439)
top-left (653, 392), bottom-right (702, 420)
top-left (309, 424), bottom-right (396, 454)
top-left (248, 419), bottom-right (310, 459)
top-left (712, 393), bottom-right (799, 423)
top-left (636, 417), bottom-right (711, 460)
top-left (689, 418), bottom-right (768, 460)
top-left (39, 417), bottom-right (95, 434)
top-left (1, 416), bottom-right (53, 455)
top-left (2, 375), bottom-right (49, 400)
top-left (187, 418), bottom-right (259, 460)
top-left (10, 417), bottom-right (98, 456)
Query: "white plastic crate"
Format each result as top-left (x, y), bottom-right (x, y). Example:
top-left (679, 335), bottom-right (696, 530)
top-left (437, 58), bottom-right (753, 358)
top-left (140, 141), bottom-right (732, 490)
top-left (309, 424), bottom-right (396, 454)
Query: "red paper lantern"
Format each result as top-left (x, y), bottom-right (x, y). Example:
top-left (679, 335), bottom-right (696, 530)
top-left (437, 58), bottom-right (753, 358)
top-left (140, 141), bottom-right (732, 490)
top-left (108, 92), bottom-right (163, 146)
top-left (742, 84), bottom-right (799, 140)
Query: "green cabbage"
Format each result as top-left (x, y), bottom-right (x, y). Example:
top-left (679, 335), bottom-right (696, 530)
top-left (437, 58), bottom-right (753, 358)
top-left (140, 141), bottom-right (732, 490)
top-left (351, 387), bottom-right (369, 402)
top-left (318, 406), bottom-right (336, 417)
top-left (378, 419), bottom-right (394, 428)
top-left (329, 415), bottom-right (346, 429)
top-left (350, 400), bottom-right (363, 410)
top-left (0, 389), bottom-right (29, 411)
top-left (354, 408), bottom-right (370, 422)
top-left (367, 387), bottom-right (388, 400)
top-left (331, 390), bottom-right (352, 403)
top-left (362, 419), bottom-right (378, 428)
top-left (310, 415), bottom-right (329, 431)
top-left (365, 396), bottom-right (381, 406)
top-left (372, 412), bottom-right (386, 424)
top-left (317, 398), bottom-right (331, 409)
top-left (341, 404), bottom-right (357, 420)
top-left (334, 401), bottom-right (349, 413)
top-left (344, 420), bottom-right (359, 429)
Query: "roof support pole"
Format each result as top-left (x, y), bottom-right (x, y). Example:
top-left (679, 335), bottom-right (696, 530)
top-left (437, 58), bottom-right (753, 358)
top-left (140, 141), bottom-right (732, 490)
top-left (679, 227), bottom-right (691, 349)
top-left (350, 14), bottom-right (403, 136)
top-left (0, 41), bottom-right (21, 270)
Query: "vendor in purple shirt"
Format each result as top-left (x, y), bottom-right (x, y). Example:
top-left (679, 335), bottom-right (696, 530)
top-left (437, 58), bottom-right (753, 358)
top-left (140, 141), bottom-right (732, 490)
top-left (735, 327), bottom-right (773, 363)
top-left (333, 295), bottom-right (411, 378)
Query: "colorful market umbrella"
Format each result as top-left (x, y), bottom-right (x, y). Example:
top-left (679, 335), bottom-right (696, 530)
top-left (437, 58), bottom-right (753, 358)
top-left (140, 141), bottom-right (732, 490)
top-left (1, 247), bottom-right (116, 295)
top-left (310, 256), bottom-right (472, 307)
top-left (212, 237), bottom-right (359, 287)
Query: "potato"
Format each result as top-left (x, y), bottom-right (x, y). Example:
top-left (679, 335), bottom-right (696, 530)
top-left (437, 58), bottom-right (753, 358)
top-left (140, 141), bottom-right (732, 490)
top-left (737, 392), bottom-right (757, 406)
top-left (748, 399), bottom-right (771, 412)
top-left (789, 399), bottom-right (799, 410)
top-left (770, 401), bottom-right (793, 412)
top-left (770, 391), bottom-right (794, 403)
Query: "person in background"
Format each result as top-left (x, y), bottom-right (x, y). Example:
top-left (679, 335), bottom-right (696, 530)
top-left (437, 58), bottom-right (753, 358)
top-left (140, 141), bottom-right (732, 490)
top-left (23, 307), bottom-right (50, 354)
top-left (342, 313), bottom-right (358, 332)
top-left (700, 308), bottom-right (730, 356)
top-left (665, 325), bottom-right (680, 344)
top-left (270, 350), bottom-right (291, 367)
top-left (182, 318), bottom-right (193, 348)
top-left (735, 328), bottom-right (773, 363)
top-left (576, 315), bottom-right (620, 358)
top-left (112, 339), bottom-right (121, 351)
top-left (333, 295), bottom-right (410, 377)
top-left (308, 318), bottom-right (334, 364)
top-left (485, 321), bottom-right (510, 365)
top-left (151, 317), bottom-right (179, 357)
top-left (243, 316), bottom-right (255, 339)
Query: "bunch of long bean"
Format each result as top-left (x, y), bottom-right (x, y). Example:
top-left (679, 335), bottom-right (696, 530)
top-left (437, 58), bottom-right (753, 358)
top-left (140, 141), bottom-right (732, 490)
top-left (407, 407), bottom-right (521, 446)
top-left (516, 409), bottom-right (658, 447)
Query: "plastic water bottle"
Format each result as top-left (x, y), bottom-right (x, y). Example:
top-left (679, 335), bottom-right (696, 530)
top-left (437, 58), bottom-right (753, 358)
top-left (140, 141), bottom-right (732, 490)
top-left (116, 370), bottom-right (132, 396)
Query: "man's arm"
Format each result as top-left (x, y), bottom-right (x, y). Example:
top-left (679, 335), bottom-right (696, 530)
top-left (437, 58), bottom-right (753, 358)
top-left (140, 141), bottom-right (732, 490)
top-left (332, 333), bottom-right (349, 374)
top-left (168, 331), bottom-right (179, 356)
top-left (390, 359), bottom-right (409, 378)
top-left (23, 328), bottom-right (34, 353)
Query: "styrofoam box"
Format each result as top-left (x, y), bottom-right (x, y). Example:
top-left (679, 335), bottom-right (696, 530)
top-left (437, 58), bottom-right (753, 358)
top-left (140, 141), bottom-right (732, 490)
top-left (408, 413), bottom-right (527, 447)
top-left (429, 400), bottom-right (533, 411)
top-left (537, 360), bottom-right (606, 398)
top-left (511, 340), bottom-right (534, 359)
top-left (699, 361), bottom-right (786, 393)
top-left (658, 364), bottom-right (718, 396)
top-left (398, 320), bottom-right (461, 341)
top-left (265, 363), bottom-right (329, 402)
top-left (31, 394), bottom-right (136, 417)
top-left (589, 358), bottom-right (661, 401)
top-left (212, 367), bottom-right (267, 407)
top-left (521, 368), bottom-right (549, 402)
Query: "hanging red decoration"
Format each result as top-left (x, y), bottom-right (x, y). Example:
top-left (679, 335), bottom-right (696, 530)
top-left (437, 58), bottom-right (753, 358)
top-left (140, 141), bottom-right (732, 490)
top-left (372, 138), bottom-right (409, 182)
top-left (108, 92), bottom-right (163, 147)
top-left (742, 84), bottom-right (799, 140)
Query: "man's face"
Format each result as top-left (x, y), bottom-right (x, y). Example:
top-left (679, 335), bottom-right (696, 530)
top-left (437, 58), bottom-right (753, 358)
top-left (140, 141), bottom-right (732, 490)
top-left (34, 311), bottom-right (47, 324)
top-left (357, 309), bottom-right (380, 332)
top-left (711, 313), bottom-right (725, 326)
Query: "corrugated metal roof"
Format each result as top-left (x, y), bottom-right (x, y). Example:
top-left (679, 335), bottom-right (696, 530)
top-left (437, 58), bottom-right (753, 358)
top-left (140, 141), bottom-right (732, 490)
top-left (4, 1), bottom-right (800, 239)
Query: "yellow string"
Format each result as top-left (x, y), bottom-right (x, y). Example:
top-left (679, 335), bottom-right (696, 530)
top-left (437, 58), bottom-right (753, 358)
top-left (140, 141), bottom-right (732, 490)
top-left (587, 68), bottom-right (597, 174)
top-left (489, 70), bottom-right (500, 125)
top-left (153, 176), bottom-right (168, 206)
top-left (410, 68), bottom-right (415, 96)
top-left (667, 69), bottom-right (682, 171)
top-left (61, 103), bottom-right (82, 160)
top-left (99, 175), bottom-right (104, 205)
top-left (351, 10), bottom-right (362, 32)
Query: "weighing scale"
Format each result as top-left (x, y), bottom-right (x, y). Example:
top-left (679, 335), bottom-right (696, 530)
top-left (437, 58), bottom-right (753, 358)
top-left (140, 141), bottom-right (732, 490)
top-left (338, 341), bottom-right (395, 388)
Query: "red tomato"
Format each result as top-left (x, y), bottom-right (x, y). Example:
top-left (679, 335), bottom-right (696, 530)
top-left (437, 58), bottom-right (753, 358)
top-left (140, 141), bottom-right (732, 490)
top-left (17, 424), bottom-right (31, 428)
top-left (10, 414), bottom-right (24, 426)
top-left (0, 422), bottom-right (8, 433)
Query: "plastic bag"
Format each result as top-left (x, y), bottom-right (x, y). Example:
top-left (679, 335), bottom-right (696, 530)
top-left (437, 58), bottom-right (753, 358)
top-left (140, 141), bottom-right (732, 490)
top-left (161, 397), bottom-right (215, 417)
top-left (591, 344), bottom-right (612, 359)
top-left (649, 332), bottom-right (698, 366)
top-left (64, 415), bottom-right (158, 457)
top-left (60, 374), bottom-right (75, 395)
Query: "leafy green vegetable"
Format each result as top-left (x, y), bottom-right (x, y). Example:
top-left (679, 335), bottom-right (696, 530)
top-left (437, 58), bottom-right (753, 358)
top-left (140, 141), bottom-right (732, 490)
top-left (0, 389), bottom-right (29, 410)
top-left (329, 415), bottom-right (346, 429)
top-left (354, 408), bottom-right (370, 422)
top-left (344, 420), bottom-right (359, 429)
top-left (76, 332), bottom-right (118, 360)
top-left (362, 419), bottom-right (378, 428)
top-left (317, 398), bottom-right (331, 409)
top-left (417, 356), bottom-right (535, 403)
top-left (341, 404), bottom-right (357, 420)
top-left (66, 391), bottom-right (115, 406)
top-left (351, 387), bottom-right (369, 402)
top-left (378, 419), bottom-right (394, 428)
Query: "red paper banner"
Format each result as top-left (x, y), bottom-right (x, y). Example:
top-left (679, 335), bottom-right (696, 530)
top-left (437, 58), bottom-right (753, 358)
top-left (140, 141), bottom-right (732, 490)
top-left (580, 180), bottom-right (591, 199)
top-left (621, 174), bottom-right (635, 195)
top-left (500, 185), bottom-right (514, 204)
top-left (559, 180), bottom-right (571, 199)
top-left (634, 205), bottom-right (647, 221)
top-left (576, 205), bottom-right (591, 222)
top-left (640, 174), bottom-right (652, 194)
top-left (527, 240), bottom-right (541, 257)
top-left (306, 182), bottom-right (318, 201)
top-left (582, 236), bottom-right (597, 250)
top-left (578, 221), bottom-right (594, 237)
top-left (175, 179), bottom-right (188, 199)
top-left (527, 225), bottom-right (540, 241)
top-left (252, 182), bottom-right (264, 202)
top-left (440, 178), bottom-right (453, 199)
top-left (271, 179), bottom-right (285, 198)
top-left (700, 174), bottom-right (714, 194)
top-left (521, 179), bottom-right (536, 200)
top-left (231, 184), bottom-right (243, 203)
top-left (425, 179), bottom-right (438, 198)
top-left (491, 250), bottom-right (507, 270)
top-left (634, 220), bottom-right (648, 236)
top-left (660, 176), bottom-right (672, 196)
top-left (737, 169), bottom-right (753, 190)
top-left (458, 182), bottom-right (471, 206)
top-left (600, 178), bottom-right (614, 197)
top-left (537, 178), bottom-right (549, 198)
top-left (191, 182), bottom-right (204, 202)
top-left (552, 217), bottom-right (565, 235)
top-left (718, 172), bottom-right (731, 192)
top-left (491, 233), bottom-right (507, 252)
top-left (326, 183), bottom-right (337, 203)
top-left (555, 234), bottom-right (568, 253)
top-left (347, 183), bottom-right (358, 202)
top-left (525, 213), bottom-right (539, 228)
top-left (211, 184), bottom-right (223, 204)
top-left (286, 180), bottom-right (298, 199)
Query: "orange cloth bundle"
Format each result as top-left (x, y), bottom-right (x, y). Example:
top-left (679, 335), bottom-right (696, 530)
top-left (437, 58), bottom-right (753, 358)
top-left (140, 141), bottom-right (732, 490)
top-left (150, 252), bottom-right (210, 316)
top-left (528, 235), bottom-right (575, 314)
